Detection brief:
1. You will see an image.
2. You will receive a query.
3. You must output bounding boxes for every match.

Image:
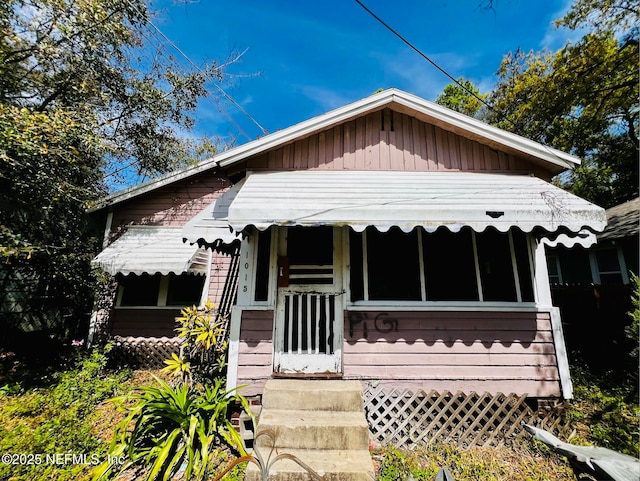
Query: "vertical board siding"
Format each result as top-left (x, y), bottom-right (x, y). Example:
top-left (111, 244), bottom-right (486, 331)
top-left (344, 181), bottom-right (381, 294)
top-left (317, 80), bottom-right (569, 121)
top-left (110, 172), bottom-right (231, 232)
top-left (237, 310), bottom-right (274, 396)
top-left (246, 110), bottom-right (539, 174)
top-left (343, 310), bottom-right (561, 397)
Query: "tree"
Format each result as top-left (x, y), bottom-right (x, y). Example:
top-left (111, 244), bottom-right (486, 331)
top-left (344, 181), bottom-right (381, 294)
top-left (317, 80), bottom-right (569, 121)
top-left (484, 0), bottom-right (638, 208)
top-left (0, 0), bottom-right (231, 341)
top-left (434, 77), bottom-right (486, 118)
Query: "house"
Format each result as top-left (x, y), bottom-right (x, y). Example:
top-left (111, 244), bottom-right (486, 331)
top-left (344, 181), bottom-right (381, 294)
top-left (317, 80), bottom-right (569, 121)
top-left (544, 197), bottom-right (639, 376)
top-left (91, 88), bottom-right (606, 402)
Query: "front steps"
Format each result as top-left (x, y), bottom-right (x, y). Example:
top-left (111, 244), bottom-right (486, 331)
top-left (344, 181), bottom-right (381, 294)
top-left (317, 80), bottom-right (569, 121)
top-left (245, 379), bottom-right (375, 481)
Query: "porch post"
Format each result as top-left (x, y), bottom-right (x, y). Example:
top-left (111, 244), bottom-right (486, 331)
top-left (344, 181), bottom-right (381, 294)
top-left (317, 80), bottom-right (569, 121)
top-left (226, 236), bottom-right (255, 391)
top-left (534, 238), bottom-right (573, 399)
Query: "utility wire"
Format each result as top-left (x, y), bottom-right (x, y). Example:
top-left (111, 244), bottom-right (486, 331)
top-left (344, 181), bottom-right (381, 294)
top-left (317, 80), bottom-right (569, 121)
top-left (353, 0), bottom-right (502, 118)
top-left (353, 0), bottom-right (573, 167)
top-left (125, 0), bottom-right (267, 138)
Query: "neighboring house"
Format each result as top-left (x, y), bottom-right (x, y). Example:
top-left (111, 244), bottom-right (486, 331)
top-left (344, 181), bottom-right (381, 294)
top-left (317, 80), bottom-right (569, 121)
top-left (545, 197), bottom-right (639, 287)
top-left (545, 197), bottom-right (639, 376)
top-left (91, 89), bottom-right (606, 402)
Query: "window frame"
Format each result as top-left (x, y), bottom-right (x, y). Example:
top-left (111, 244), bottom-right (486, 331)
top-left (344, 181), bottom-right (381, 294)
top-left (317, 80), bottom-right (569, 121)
top-left (115, 273), bottom-right (208, 309)
top-left (348, 227), bottom-right (537, 308)
top-left (589, 246), bottom-right (629, 285)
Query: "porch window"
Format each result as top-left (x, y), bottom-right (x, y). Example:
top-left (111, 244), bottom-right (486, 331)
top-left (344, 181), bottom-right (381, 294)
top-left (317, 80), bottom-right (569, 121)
top-left (349, 227), bottom-right (534, 303)
top-left (254, 229), bottom-right (272, 302)
top-left (116, 273), bottom-right (205, 307)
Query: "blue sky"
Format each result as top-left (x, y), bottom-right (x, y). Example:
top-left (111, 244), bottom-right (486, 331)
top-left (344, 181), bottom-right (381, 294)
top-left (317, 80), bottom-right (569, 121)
top-left (145, 0), bottom-right (581, 160)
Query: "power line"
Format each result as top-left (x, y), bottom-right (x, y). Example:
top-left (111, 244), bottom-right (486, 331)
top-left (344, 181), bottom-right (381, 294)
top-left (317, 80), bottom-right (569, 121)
top-left (352, 0), bottom-right (573, 167)
top-left (353, 0), bottom-right (499, 117)
top-left (125, 0), bottom-right (267, 138)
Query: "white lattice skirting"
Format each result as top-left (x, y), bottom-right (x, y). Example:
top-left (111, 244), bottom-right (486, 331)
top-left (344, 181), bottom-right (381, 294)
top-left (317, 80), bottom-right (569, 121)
top-left (363, 386), bottom-right (571, 448)
top-left (112, 336), bottom-right (182, 368)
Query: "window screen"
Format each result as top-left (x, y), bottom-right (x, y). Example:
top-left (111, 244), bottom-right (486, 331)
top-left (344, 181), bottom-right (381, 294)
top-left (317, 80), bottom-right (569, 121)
top-left (366, 227), bottom-right (421, 301)
top-left (118, 274), bottom-right (161, 306)
top-left (166, 273), bottom-right (205, 306)
top-left (423, 228), bottom-right (478, 301)
top-left (475, 229), bottom-right (517, 301)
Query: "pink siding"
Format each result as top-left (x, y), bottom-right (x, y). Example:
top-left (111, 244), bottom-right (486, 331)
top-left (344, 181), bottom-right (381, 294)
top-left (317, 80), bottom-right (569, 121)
top-left (236, 310), bottom-right (274, 396)
top-left (109, 309), bottom-right (181, 337)
top-left (343, 310), bottom-right (561, 397)
top-left (110, 172), bottom-right (230, 235)
top-left (104, 172), bottom-right (234, 338)
top-left (206, 253), bottom-right (232, 304)
top-left (246, 109), bottom-right (550, 179)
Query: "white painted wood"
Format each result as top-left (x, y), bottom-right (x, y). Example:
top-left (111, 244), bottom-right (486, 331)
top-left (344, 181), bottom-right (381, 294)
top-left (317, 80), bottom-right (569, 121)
top-left (550, 307), bottom-right (573, 399)
top-left (236, 236), bottom-right (254, 306)
top-left (471, 232), bottom-right (484, 302)
top-left (346, 302), bottom-right (539, 312)
top-left (273, 226), bottom-right (344, 374)
top-left (534, 240), bottom-right (553, 308)
top-left (617, 246), bottom-right (630, 284)
top-left (508, 231), bottom-right (522, 302)
top-left (589, 251), bottom-right (601, 284)
top-left (157, 276), bottom-right (169, 307)
top-left (417, 229), bottom-right (427, 301)
top-left (226, 307), bottom-right (243, 392)
top-left (199, 249), bottom-right (213, 306)
top-left (362, 229), bottom-right (369, 301)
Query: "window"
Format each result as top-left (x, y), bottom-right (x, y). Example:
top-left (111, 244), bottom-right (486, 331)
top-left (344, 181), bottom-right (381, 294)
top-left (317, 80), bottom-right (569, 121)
top-left (254, 229), bottom-right (272, 302)
top-left (590, 247), bottom-right (628, 285)
top-left (117, 273), bottom-right (205, 307)
top-left (349, 227), bottom-right (534, 303)
top-left (423, 229), bottom-right (478, 301)
top-left (546, 255), bottom-right (562, 285)
top-left (119, 274), bottom-right (161, 306)
top-left (367, 228), bottom-right (421, 300)
top-left (166, 274), bottom-right (206, 306)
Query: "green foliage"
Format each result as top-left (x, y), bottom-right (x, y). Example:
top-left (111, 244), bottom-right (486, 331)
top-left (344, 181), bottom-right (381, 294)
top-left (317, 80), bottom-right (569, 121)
top-left (374, 440), bottom-right (576, 481)
top-left (569, 376), bottom-right (640, 457)
top-left (484, 0), bottom-right (638, 208)
top-left (163, 301), bottom-right (229, 383)
top-left (435, 77), bottom-right (487, 118)
top-left (0, 345), bottom-right (131, 481)
top-left (0, 0), bottom-right (231, 338)
top-left (626, 272), bottom-right (640, 357)
top-left (94, 377), bottom-right (250, 481)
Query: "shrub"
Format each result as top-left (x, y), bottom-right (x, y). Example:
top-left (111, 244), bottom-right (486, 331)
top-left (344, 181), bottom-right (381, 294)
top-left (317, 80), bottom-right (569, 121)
top-left (93, 377), bottom-right (251, 481)
top-left (0, 344), bottom-right (131, 481)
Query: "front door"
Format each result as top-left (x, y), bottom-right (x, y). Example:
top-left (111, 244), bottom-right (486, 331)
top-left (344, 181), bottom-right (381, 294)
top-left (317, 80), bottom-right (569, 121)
top-left (273, 226), bottom-right (343, 375)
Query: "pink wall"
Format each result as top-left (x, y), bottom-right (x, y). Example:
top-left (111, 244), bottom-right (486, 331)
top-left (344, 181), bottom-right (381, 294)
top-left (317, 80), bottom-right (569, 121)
top-left (247, 109), bottom-right (551, 180)
top-left (236, 310), bottom-right (274, 397)
top-left (234, 309), bottom-right (562, 398)
top-left (343, 310), bottom-right (561, 397)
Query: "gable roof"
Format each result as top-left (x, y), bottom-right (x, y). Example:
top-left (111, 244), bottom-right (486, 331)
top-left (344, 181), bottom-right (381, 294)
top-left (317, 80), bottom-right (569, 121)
top-left (92, 88), bottom-right (581, 211)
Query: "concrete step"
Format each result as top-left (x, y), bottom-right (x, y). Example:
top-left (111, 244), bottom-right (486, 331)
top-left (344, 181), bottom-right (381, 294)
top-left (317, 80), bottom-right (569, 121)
top-left (262, 379), bottom-right (364, 412)
top-left (255, 409), bottom-right (370, 450)
top-left (244, 448), bottom-right (375, 481)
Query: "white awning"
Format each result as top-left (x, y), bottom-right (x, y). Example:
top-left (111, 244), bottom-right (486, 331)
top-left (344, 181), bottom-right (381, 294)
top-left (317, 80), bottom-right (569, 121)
top-left (181, 180), bottom-right (243, 251)
top-left (92, 226), bottom-right (209, 276)
top-left (226, 171), bottom-right (606, 239)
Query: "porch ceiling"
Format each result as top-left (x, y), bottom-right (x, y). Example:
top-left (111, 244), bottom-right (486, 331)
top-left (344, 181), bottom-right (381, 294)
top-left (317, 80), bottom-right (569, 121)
top-left (92, 226), bottom-right (209, 276)
top-left (226, 171), bottom-right (606, 239)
